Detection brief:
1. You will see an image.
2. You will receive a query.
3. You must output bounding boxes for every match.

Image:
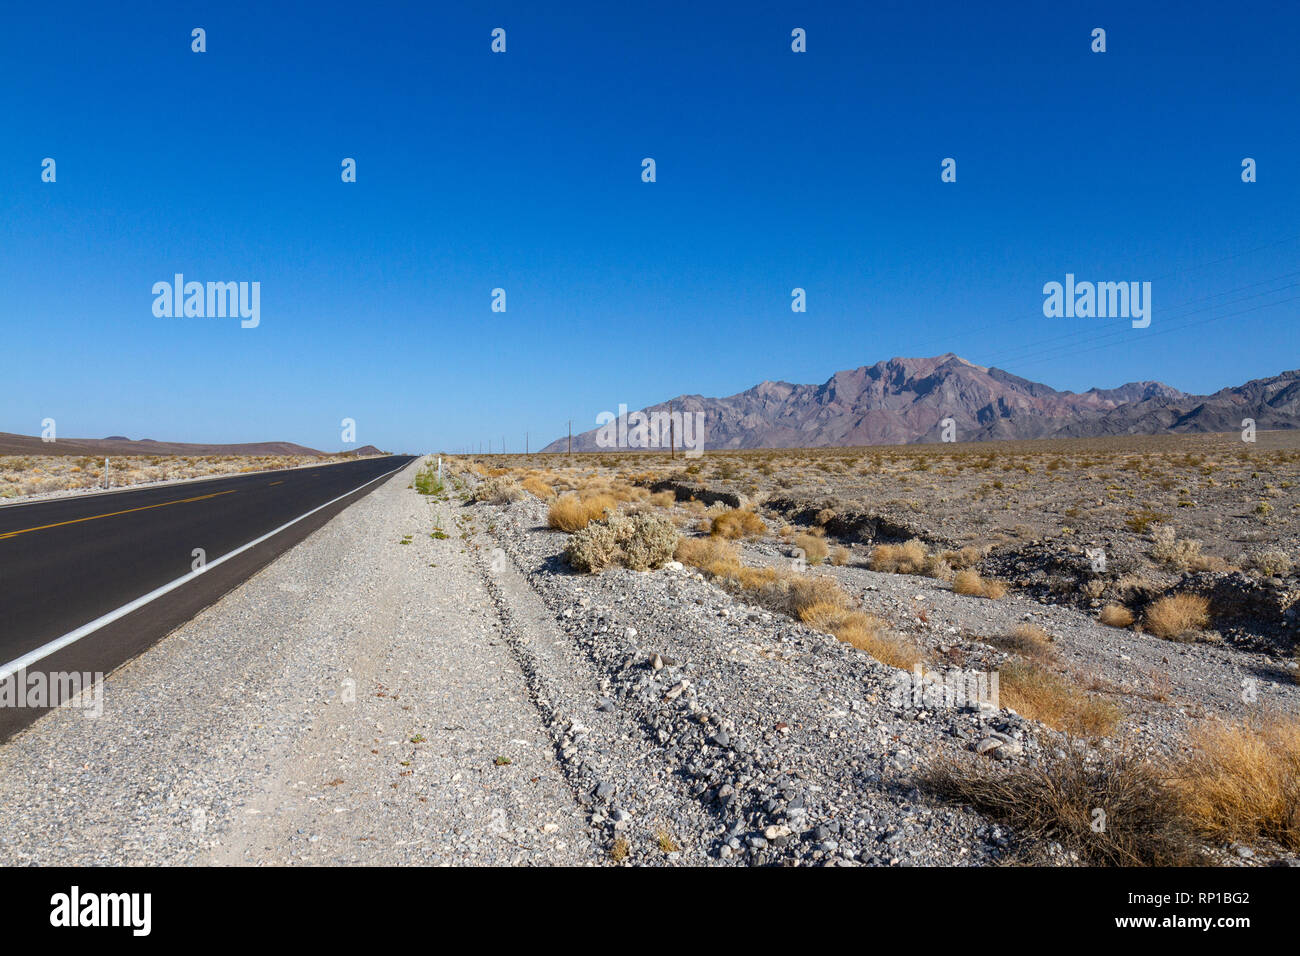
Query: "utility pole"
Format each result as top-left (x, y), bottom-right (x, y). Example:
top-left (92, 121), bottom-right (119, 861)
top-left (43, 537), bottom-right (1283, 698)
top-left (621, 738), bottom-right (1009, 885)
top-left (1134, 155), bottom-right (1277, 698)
top-left (568, 421), bottom-right (572, 456)
top-left (669, 402), bottom-right (675, 460)
top-left (525, 431), bottom-right (529, 455)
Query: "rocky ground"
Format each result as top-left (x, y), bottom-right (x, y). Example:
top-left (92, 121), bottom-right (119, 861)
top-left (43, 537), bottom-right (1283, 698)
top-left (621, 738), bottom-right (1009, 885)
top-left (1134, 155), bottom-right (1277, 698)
top-left (468, 483), bottom-right (1299, 866)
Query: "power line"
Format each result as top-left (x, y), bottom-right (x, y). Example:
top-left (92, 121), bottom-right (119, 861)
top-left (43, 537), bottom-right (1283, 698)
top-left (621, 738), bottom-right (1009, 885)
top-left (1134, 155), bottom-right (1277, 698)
top-left (1007, 292), bottom-right (1300, 372)
top-left (901, 235), bottom-right (1300, 359)
top-left (980, 276), bottom-right (1300, 370)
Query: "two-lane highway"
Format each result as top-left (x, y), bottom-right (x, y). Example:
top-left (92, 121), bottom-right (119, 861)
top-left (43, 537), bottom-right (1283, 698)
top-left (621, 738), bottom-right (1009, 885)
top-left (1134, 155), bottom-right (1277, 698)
top-left (0, 454), bottom-right (415, 740)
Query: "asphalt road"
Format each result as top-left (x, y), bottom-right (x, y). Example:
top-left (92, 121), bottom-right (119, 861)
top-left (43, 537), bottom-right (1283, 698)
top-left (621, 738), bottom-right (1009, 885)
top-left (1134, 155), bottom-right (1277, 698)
top-left (0, 454), bottom-right (416, 740)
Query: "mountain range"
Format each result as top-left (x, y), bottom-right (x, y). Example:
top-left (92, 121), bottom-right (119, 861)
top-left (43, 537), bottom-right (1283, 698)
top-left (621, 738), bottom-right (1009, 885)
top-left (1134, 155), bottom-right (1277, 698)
top-left (542, 354), bottom-right (1300, 451)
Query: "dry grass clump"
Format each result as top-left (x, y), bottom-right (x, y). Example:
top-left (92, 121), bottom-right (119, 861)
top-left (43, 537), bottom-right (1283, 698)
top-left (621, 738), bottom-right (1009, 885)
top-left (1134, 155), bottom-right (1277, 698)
top-left (1099, 604), bottom-right (1135, 628)
top-left (784, 574), bottom-right (847, 617)
top-left (799, 600), bottom-right (920, 669)
top-left (939, 545), bottom-right (985, 570)
top-left (576, 477), bottom-right (644, 504)
top-left (655, 827), bottom-right (681, 854)
top-left (1174, 716), bottom-right (1300, 850)
top-left (1144, 593), bottom-right (1210, 640)
top-left (564, 512), bottom-right (679, 573)
top-left (648, 490), bottom-right (677, 508)
top-left (952, 569), bottom-right (1008, 600)
top-left (471, 475), bottom-right (525, 504)
top-left (870, 539), bottom-right (930, 574)
top-left (710, 508), bottom-right (766, 539)
top-left (921, 741), bottom-right (1203, 865)
top-left (675, 535), bottom-right (918, 669)
top-left (547, 492), bottom-right (617, 532)
top-left (793, 532), bottom-right (828, 565)
top-left (829, 546), bottom-right (850, 566)
top-left (674, 536), bottom-right (740, 575)
top-left (1000, 660), bottom-right (1120, 737)
top-left (520, 475), bottom-right (555, 499)
top-left (990, 623), bottom-right (1055, 661)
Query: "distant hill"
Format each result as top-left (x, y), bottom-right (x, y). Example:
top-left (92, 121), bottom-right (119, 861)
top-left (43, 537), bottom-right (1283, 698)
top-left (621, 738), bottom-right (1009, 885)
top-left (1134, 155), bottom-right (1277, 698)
top-left (0, 433), bottom-right (332, 457)
top-left (542, 354), bottom-right (1299, 451)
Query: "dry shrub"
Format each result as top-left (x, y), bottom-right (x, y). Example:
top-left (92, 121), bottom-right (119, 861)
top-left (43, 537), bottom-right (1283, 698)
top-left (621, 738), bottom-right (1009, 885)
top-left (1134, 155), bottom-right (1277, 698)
top-left (829, 546), bottom-right (850, 567)
top-left (564, 512), bottom-right (679, 573)
top-left (472, 475), bottom-right (525, 504)
top-left (1149, 525), bottom-right (1229, 572)
top-left (1099, 604), bottom-right (1135, 628)
top-left (793, 532), bottom-right (828, 565)
top-left (921, 742), bottom-right (1202, 866)
top-left (649, 490), bottom-right (677, 508)
top-left (1241, 548), bottom-right (1293, 578)
top-left (548, 493), bottom-right (617, 532)
top-left (520, 475), bottom-right (555, 499)
top-left (1144, 593), bottom-right (1210, 640)
top-left (953, 569), bottom-right (1007, 600)
top-left (870, 539), bottom-right (930, 575)
top-left (617, 513), bottom-right (680, 571)
top-left (1000, 661), bottom-right (1120, 737)
top-left (710, 509), bottom-right (766, 539)
top-left (1174, 716), bottom-right (1300, 850)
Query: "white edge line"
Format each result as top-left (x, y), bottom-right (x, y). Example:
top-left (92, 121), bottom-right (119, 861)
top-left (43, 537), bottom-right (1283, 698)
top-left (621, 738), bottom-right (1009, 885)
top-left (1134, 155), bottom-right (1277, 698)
top-left (0, 459), bottom-right (411, 682)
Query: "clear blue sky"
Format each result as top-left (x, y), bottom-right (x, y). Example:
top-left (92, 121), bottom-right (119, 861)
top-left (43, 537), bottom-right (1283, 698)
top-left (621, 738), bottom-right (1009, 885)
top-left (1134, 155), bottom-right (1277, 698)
top-left (2, 1), bottom-right (1297, 453)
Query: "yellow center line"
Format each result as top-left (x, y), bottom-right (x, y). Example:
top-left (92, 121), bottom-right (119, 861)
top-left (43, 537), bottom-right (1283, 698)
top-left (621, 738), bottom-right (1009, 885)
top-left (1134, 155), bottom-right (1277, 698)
top-left (269, 480), bottom-right (284, 486)
top-left (0, 490), bottom-right (238, 540)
